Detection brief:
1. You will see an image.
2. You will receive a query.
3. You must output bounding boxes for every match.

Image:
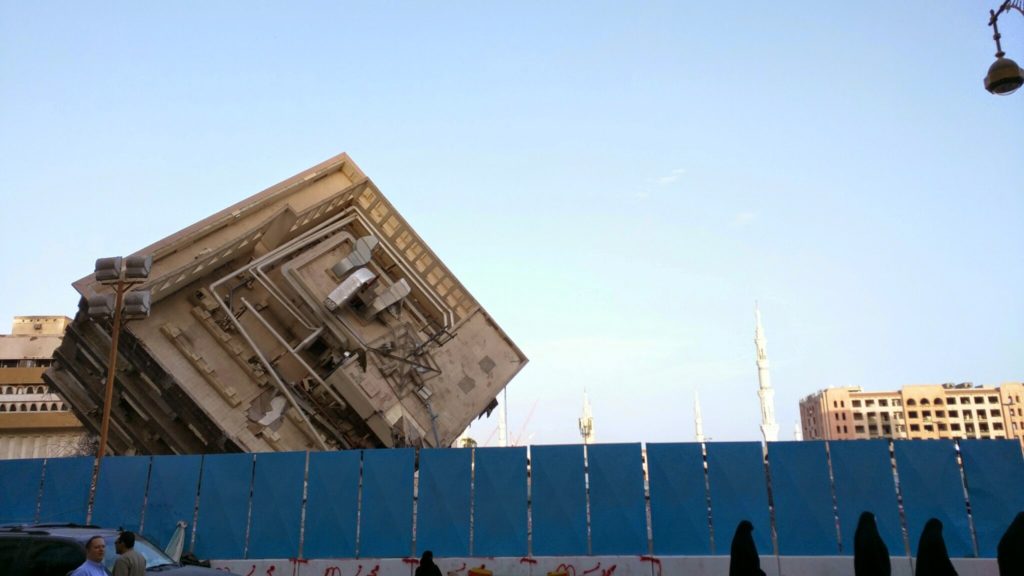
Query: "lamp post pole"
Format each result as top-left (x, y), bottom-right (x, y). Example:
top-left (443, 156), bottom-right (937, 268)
top-left (97, 278), bottom-right (127, 460)
top-left (89, 254), bottom-right (152, 460)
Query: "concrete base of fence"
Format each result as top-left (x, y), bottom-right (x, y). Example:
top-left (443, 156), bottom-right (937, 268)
top-left (212, 556), bottom-right (999, 576)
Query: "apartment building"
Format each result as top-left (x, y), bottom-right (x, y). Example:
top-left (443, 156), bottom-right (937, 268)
top-left (800, 382), bottom-right (1024, 441)
top-left (0, 316), bottom-right (89, 458)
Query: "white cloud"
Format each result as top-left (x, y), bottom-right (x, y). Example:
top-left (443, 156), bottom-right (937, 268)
top-left (734, 211), bottom-right (757, 226)
top-left (649, 168), bottom-right (686, 186)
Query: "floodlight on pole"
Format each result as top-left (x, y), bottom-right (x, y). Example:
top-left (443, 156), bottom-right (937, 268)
top-left (985, 1), bottom-right (1024, 95)
top-left (89, 254), bottom-right (152, 459)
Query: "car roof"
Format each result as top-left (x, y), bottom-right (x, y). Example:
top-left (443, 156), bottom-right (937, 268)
top-left (0, 523), bottom-right (118, 542)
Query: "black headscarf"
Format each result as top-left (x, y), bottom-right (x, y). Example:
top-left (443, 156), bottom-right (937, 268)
top-left (997, 511), bottom-right (1024, 576)
top-left (729, 520), bottom-right (767, 576)
top-left (854, 511), bottom-right (891, 576)
top-left (415, 550), bottom-right (442, 576)
top-left (915, 518), bottom-right (957, 576)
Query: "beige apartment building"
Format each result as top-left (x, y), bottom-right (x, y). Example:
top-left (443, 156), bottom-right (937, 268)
top-left (800, 382), bottom-right (1024, 441)
top-left (0, 316), bottom-right (89, 458)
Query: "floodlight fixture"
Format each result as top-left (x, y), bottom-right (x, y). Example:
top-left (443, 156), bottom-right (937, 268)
top-left (122, 290), bottom-right (152, 320)
top-left (87, 294), bottom-right (116, 318)
top-left (94, 257), bottom-right (124, 283)
top-left (124, 255), bottom-right (153, 280)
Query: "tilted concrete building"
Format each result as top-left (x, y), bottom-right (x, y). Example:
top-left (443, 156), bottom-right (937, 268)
top-left (0, 316), bottom-right (89, 458)
top-left (45, 153), bottom-right (526, 454)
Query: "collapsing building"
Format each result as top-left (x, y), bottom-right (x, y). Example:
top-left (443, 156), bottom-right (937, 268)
top-left (44, 153), bottom-right (526, 454)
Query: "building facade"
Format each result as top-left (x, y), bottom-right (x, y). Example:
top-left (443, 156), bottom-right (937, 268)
top-left (0, 316), bottom-right (89, 459)
top-left (800, 382), bottom-right (1024, 441)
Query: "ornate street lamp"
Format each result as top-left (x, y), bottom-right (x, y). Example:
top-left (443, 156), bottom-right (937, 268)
top-left (984, 1), bottom-right (1024, 95)
top-left (86, 255), bottom-right (152, 459)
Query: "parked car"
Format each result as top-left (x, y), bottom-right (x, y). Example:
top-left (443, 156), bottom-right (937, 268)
top-left (0, 523), bottom-right (238, 576)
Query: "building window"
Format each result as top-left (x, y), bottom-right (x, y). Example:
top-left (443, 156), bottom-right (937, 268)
top-left (883, 425), bottom-right (892, 434)
top-left (879, 399), bottom-right (889, 406)
top-left (842, 413), bottom-right (847, 420)
top-left (40, 403), bottom-right (48, 411)
top-left (980, 423), bottom-right (990, 432)
top-left (934, 398), bottom-right (944, 405)
top-left (909, 411), bottom-right (919, 418)
top-left (938, 423), bottom-right (947, 431)
top-left (893, 399), bottom-right (902, 406)
top-left (895, 411), bottom-right (904, 419)
top-left (834, 401), bottom-right (838, 408)
top-left (854, 413), bottom-right (864, 420)
top-left (978, 411), bottom-right (988, 420)
top-left (951, 423), bottom-right (961, 431)
top-left (937, 410), bottom-right (945, 417)
top-left (910, 424), bottom-right (920, 431)
top-left (974, 397), bottom-right (984, 404)
top-left (866, 399), bottom-right (875, 407)
top-left (988, 396), bottom-right (999, 403)
top-left (50, 403), bottom-right (58, 411)
top-left (923, 410), bottom-right (932, 418)
top-left (949, 410), bottom-right (958, 417)
top-left (924, 424), bottom-right (934, 432)
top-left (907, 399), bottom-right (917, 406)
top-left (841, 401), bottom-right (846, 407)
top-left (855, 425), bottom-right (866, 433)
top-left (960, 397), bottom-right (970, 404)
top-left (881, 412), bottom-right (890, 421)
top-left (990, 409), bottom-right (1000, 417)
top-left (994, 422), bottom-right (1004, 431)
top-left (853, 400), bottom-right (862, 407)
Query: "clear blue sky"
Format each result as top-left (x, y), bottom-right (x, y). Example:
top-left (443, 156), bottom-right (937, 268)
top-left (2, 2), bottom-right (1021, 443)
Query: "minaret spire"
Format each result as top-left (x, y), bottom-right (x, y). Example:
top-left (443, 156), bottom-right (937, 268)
top-left (578, 388), bottom-right (595, 444)
top-left (755, 302), bottom-right (779, 442)
top-left (694, 390), bottom-right (705, 443)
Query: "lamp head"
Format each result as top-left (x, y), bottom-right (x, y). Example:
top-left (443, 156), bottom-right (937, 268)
top-left (984, 56), bottom-right (1024, 95)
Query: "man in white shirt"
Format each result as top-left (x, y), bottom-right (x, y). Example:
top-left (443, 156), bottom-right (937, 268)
top-left (70, 535), bottom-right (109, 576)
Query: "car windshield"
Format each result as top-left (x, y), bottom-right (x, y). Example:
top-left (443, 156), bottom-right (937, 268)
top-left (102, 534), bottom-right (177, 570)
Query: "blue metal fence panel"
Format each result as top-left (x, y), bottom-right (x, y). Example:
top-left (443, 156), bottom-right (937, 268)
top-left (588, 443), bottom-right (646, 555)
top-left (0, 458), bottom-right (44, 524)
top-left (360, 448), bottom-right (414, 558)
top-left (248, 452), bottom-right (305, 559)
top-left (92, 456), bottom-right (151, 531)
top-left (304, 450), bottom-right (361, 559)
top-left (959, 439), bottom-right (1024, 557)
top-left (647, 443), bottom-right (711, 555)
top-left (828, 440), bottom-right (903, 556)
top-left (417, 448), bottom-right (471, 556)
top-left (706, 442), bottom-right (771, 555)
top-left (768, 441), bottom-right (837, 555)
top-left (472, 446), bottom-right (528, 557)
top-left (38, 456), bottom-right (93, 523)
top-left (893, 440), bottom-right (972, 557)
top-left (194, 453), bottom-right (254, 559)
top-left (531, 444), bottom-right (587, 556)
top-left (143, 454), bottom-right (202, 551)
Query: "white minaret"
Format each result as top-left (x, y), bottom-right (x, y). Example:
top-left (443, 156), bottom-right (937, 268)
top-left (497, 389), bottom-right (508, 447)
top-left (579, 389), bottom-right (595, 444)
top-left (755, 303), bottom-right (779, 442)
top-left (694, 390), bottom-right (705, 443)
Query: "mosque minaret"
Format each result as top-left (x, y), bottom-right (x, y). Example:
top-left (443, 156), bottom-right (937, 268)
top-left (755, 303), bottom-right (780, 442)
top-left (694, 390), bottom-right (705, 443)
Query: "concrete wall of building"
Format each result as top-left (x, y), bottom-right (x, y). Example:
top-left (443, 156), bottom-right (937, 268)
top-left (800, 382), bottom-right (1024, 443)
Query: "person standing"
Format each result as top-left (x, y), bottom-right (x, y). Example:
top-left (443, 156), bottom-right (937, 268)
top-left (415, 550), bottom-right (443, 576)
top-left (70, 535), bottom-right (108, 576)
top-left (114, 531), bottom-right (146, 576)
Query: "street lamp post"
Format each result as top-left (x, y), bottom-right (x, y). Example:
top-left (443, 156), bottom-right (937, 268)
top-left (87, 255), bottom-right (152, 459)
top-left (984, 0), bottom-right (1024, 95)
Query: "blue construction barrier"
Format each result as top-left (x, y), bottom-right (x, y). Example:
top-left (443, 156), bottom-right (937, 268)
top-left (6, 439), bottom-right (1021, 560)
